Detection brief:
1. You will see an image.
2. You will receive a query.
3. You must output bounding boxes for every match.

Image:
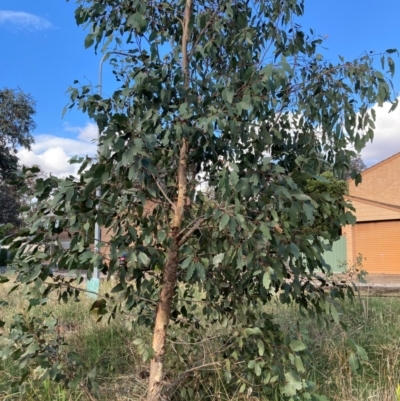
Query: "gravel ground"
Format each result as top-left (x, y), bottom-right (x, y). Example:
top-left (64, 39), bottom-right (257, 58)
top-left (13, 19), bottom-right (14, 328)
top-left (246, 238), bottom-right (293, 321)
top-left (363, 274), bottom-right (400, 285)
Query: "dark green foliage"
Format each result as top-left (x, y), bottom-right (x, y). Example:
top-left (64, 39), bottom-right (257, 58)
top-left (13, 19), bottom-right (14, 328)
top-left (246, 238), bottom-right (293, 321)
top-left (0, 88), bottom-right (36, 180)
top-left (0, 88), bottom-right (36, 227)
top-left (1, 0), bottom-right (398, 399)
top-left (0, 184), bottom-right (20, 226)
top-left (301, 171), bottom-right (350, 238)
top-left (343, 153), bottom-right (367, 180)
top-left (0, 248), bottom-right (8, 266)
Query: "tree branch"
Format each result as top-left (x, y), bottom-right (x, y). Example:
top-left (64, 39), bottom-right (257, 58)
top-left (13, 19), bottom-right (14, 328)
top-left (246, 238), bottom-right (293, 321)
top-left (153, 176), bottom-right (176, 211)
top-left (162, 361), bottom-right (221, 399)
top-left (178, 217), bottom-right (205, 246)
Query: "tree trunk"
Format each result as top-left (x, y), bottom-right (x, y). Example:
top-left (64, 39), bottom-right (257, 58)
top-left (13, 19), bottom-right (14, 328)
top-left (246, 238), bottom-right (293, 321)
top-left (146, 0), bottom-right (192, 398)
top-left (146, 244), bottom-right (179, 400)
top-left (146, 141), bottom-right (188, 400)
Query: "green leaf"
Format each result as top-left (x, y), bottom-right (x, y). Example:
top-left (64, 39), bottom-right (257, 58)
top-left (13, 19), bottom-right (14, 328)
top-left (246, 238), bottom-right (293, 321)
top-left (219, 214), bottom-right (230, 231)
top-left (195, 262), bottom-right (205, 280)
top-left (22, 342), bottom-right (39, 357)
top-left (356, 345), bottom-right (368, 361)
top-left (294, 355), bottom-right (305, 373)
top-left (238, 101), bottom-right (251, 111)
top-left (68, 352), bottom-right (85, 367)
top-left (230, 170), bottom-right (239, 186)
top-left (349, 353), bottom-right (359, 373)
top-left (133, 338), bottom-right (144, 346)
top-left (157, 230), bottom-right (166, 243)
top-left (257, 339), bottom-right (265, 356)
top-left (290, 340), bottom-right (307, 352)
top-left (259, 222), bottom-right (271, 240)
top-left (293, 193), bottom-right (311, 201)
top-left (0, 275), bottom-right (9, 284)
top-left (283, 371), bottom-right (303, 396)
top-left (84, 34), bottom-right (95, 49)
top-left (222, 87), bottom-right (234, 104)
top-left (90, 298), bottom-right (106, 312)
top-left (262, 271), bottom-right (271, 289)
top-left (138, 252), bottom-right (150, 267)
top-left (127, 13), bottom-right (147, 31)
top-left (213, 253), bottom-right (224, 266)
top-left (181, 256), bottom-right (192, 269)
top-left (330, 304), bottom-right (340, 324)
top-left (111, 283), bottom-right (125, 293)
top-left (185, 263), bottom-right (195, 281)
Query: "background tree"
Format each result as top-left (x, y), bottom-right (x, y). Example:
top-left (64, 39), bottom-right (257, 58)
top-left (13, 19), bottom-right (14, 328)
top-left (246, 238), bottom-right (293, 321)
top-left (0, 88), bottom-right (36, 228)
top-left (0, 184), bottom-right (20, 226)
top-left (302, 171), bottom-right (352, 238)
top-left (343, 153), bottom-right (367, 180)
top-left (1, 1), bottom-right (398, 400)
top-left (0, 88), bottom-right (36, 180)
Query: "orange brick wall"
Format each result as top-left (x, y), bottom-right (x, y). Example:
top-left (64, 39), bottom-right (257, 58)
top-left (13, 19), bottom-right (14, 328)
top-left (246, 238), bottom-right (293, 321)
top-left (344, 153), bottom-right (400, 269)
top-left (347, 199), bottom-right (400, 222)
top-left (348, 154), bottom-right (400, 206)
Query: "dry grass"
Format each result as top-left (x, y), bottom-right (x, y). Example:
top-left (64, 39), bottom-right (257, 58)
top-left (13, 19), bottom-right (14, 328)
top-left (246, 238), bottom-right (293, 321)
top-left (2, 275), bottom-right (400, 400)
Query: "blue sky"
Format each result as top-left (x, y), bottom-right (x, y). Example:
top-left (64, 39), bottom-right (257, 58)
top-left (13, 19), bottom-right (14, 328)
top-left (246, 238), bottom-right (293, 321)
top-left (1, 0), bottom-right (400, 175)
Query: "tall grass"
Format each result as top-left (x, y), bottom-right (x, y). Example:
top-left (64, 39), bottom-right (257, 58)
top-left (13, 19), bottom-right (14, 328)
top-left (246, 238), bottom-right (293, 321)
top-left (307, 295), bottom-right (400, 401)
top-left (1, 277), bottom-right (400, 401)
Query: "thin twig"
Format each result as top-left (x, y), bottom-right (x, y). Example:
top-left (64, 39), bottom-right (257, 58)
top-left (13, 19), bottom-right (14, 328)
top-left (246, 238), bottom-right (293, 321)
top-left (162, 362), bottom-right (221, 398)
top-left (177, 215), bottom-right (206, 238)
top-left (43, 281), bottom-right (158, 305)
top-left (167, 334), bottom-right (224, 345)
top-left (177, 217), bottom-right (205, 246)
top-left (153, 176), bottom-right (176, 211)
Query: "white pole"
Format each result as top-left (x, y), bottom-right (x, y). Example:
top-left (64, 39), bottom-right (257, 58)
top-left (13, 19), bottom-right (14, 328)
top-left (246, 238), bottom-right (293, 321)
top-left (93, 53), bottom-right (107, 279)
top-left (93, 51), bottom-right (133, 280)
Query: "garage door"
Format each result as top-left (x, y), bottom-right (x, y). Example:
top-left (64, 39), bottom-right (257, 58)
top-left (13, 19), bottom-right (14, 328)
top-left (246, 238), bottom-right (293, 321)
top-left (354, 221), bottom-right (400, 274)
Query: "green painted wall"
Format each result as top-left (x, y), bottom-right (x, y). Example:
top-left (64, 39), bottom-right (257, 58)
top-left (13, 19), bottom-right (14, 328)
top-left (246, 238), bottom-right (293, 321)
top-left (320, 236), bottom-right (347, 273)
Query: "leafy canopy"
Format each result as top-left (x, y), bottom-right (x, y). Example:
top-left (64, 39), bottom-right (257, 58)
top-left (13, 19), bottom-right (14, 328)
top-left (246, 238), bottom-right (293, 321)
top-left (0, 88), bottom-right (36, 180)
top-left (1, 0), bottom-right (398, 399)
top-left (0, 88), bottom-right (36, 227)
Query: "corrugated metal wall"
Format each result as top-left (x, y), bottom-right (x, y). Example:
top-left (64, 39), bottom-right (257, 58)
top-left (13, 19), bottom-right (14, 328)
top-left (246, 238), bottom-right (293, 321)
top-left (321, 236), bottom-right (347, 273)
top-left (354, 221), bottom-right (400, 274)
top-left (298, 237), bottom-right (347, 274)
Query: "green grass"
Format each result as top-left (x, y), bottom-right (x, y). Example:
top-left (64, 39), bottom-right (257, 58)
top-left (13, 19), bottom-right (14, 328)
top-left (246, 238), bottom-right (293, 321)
top-left (1, 278), bottom-right (400, 401)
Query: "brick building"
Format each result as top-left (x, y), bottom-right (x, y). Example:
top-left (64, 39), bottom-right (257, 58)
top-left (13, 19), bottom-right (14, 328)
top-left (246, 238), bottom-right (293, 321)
top-left (342, 152), bottom-right (400, 274)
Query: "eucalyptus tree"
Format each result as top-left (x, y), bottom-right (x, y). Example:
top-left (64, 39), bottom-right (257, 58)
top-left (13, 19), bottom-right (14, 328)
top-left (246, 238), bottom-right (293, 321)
top-left (0, 88), bottom-right (36, 180)
top-left (0, 88), bottom-right (36, 226)
top-left (1, 0), bottom-right (397, 400)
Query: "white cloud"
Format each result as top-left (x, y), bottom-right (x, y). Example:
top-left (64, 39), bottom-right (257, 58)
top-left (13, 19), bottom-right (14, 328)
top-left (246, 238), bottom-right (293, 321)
top-left (17, 123), bottom-right (97, 177)
top-left (361, 98), bottom-right (400, 166)
top-left (64, 122), bottom-right (99, 143)
top-left (0, 10), bottom-right (52, 31)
